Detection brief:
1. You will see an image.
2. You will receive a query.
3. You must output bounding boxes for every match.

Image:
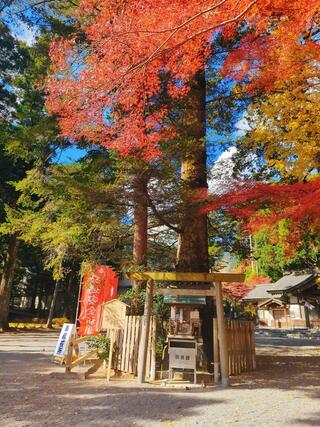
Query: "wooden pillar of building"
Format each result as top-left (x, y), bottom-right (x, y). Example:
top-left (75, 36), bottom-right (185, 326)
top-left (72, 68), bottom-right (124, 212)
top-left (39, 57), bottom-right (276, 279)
top-left (215, 281), bottom-right (229, 387)
top-left (304, 305), bottom-right (311, 328)
top-left (137, 280), bottom-right (154, 384)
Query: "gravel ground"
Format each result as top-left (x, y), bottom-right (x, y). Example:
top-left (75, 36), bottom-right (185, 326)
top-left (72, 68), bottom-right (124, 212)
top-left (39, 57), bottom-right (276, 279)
top-left (0, 331), bottom-right (320, 427)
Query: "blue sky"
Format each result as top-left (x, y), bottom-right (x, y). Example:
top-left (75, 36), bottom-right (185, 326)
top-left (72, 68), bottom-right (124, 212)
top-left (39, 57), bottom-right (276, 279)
top-left (53, 146), bottom-right (87, 164)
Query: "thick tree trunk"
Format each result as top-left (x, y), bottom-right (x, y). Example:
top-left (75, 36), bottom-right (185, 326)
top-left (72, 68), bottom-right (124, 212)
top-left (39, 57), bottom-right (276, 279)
top-left (0, 234), bottom-right (19, 331)
top-left (176, 71), bottom-right (209, 273)
top-left (132, 170), bottom-right (149, 289)
top-left (176, 71), bottom-right (213, 370)
top-left (46, 280), bottom-right (59, 328)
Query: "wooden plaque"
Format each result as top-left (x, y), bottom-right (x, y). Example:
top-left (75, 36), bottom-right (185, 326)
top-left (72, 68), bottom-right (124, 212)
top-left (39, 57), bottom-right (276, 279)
top-left (101, 299), bottom-right (127, 330)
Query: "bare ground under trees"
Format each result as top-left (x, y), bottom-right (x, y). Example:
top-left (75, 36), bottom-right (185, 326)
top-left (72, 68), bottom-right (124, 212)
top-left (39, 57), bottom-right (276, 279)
top-left (0, 331), bottom-right (320, 427)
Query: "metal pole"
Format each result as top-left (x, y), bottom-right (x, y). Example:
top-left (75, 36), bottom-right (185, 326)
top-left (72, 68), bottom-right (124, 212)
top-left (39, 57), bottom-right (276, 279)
top-left (74, 271), bottom-right (84, 335)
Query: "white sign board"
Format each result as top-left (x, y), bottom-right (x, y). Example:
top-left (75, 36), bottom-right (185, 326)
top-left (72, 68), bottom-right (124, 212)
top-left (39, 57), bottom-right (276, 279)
top-left (53, 323), bottom-right (75, 361)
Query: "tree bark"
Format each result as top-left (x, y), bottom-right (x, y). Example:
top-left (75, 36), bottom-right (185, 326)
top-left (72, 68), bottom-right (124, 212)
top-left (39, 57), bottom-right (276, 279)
top-left (176, 71), bottom-right (213, 370)
top-left (176, 71), bottom-right (209, 273)
top-left (46, 280), bottom-right (59, 328)
top-left (0, 234), bottom-right (19, 331)
top-left (132, 170), bottom-right (149, 289)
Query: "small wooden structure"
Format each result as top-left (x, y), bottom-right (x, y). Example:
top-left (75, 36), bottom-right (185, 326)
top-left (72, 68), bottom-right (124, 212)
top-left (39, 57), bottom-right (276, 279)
top-left (100, 299), bottom-right (128, 381)
top-left (243, 272), bottom-right (320, 329)
top-left (66, 300), bottom-right (129, 380)
top-left (126, 271), bottom-right (245, 387)
top-left (65, 335), bottom-right (103, 379)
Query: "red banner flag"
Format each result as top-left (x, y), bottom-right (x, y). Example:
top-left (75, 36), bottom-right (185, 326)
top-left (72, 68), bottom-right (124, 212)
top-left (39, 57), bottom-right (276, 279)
top-left (78, 265), bottom-right (118, 336)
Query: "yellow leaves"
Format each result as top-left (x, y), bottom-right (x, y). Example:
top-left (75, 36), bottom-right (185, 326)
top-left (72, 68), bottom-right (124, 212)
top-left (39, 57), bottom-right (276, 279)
top-left (246, 83), bottom-right (320, 179)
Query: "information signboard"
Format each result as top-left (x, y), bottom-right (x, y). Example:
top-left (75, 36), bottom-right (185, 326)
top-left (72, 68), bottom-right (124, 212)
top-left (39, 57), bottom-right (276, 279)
top-left (101, 299), bottom-right (127, 331)
top-left (53, 323), bottom-right (75, 363)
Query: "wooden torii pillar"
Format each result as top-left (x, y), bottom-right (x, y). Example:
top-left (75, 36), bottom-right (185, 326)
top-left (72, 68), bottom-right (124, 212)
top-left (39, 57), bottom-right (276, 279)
top-left (215, 281), bottom-right (229, 386)
top-left (127, 271), bottom-right (245, 386)
top-left (137, 279), bottom-right (154, 384)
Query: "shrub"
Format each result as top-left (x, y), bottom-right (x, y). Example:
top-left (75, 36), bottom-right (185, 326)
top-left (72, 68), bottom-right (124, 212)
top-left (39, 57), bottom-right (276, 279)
top-left (87, 334), bottom-right (114, 361)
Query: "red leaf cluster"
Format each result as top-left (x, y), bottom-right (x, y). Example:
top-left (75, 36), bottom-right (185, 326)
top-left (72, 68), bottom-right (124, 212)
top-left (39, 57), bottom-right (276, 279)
top-left (46, 1), bottom-right (320, 159)
top-left (223, 282), bottom-right (255, 301)
top-left (223, 274), bottom-right (270, 301)
top-left (202, 177), bottom-right (320, 233)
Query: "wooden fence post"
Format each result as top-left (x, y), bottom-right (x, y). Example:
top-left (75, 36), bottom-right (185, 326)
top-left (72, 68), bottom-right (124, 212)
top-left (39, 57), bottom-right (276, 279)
top-left (137, 280), bottom-right (154, 384)
top-left (106, 329), bottom-right (116, 382)
top-left (215, 281), bottom-right (230, 387)
top-left (65, 340), bottom-right (73, 373)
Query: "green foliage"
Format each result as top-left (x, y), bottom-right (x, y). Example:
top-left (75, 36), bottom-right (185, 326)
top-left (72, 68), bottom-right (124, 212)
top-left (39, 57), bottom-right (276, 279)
top-left (118, 288), bottom-right (145, 316)
top-left (118, 288), bottom-right (170, 321)
top-left (253, 222), bottom-right (320, 280)
top-left (208, 211), bottom-right (249, 271)
top-left (87, 334), bottom-right (114, 361)
top-left (0, 22), bottom-right (26, 118)
top-left (224, 296), bottom-right (256, 321)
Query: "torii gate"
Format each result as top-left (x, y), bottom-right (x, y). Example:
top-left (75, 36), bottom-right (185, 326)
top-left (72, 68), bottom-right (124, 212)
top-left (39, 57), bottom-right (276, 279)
top-left (126, 271), bottom-right (245, 387)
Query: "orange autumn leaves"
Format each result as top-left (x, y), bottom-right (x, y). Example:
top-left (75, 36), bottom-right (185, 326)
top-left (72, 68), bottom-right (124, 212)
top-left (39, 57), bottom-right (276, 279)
top-left (46, 1), bottom-right (320, 159)
top-left (45, 1), bottom-right (320, 250)
top-left (202, 177), bottom-right (320, 251)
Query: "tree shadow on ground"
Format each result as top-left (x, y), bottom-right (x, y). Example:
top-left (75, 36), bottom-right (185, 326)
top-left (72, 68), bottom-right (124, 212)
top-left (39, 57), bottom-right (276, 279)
top-left (1, 339), bottom-right (320, 427)
top-left (231, 354), bottom-right (320, 398)
top-left (0, 352), bottom-right (226, 427)
top-left (230, 351), bottom-right (320, 426)
top-left (294, 414), bottom-right (320, 426)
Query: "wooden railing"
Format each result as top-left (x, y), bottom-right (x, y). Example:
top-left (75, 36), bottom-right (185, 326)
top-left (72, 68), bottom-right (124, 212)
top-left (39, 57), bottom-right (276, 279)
top-left (65, 335), bottom-right (103, 379)
top-left (67, 316), bottom-right (255, 381)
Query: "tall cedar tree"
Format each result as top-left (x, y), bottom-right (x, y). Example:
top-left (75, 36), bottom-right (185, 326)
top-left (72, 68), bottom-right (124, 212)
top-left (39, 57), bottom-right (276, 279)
top-left (0, 25), bottom-right (27, 330)
top-left (46, 2), bottom-right (320, 270)
top-left (45, 0), bottom-right (320, 366)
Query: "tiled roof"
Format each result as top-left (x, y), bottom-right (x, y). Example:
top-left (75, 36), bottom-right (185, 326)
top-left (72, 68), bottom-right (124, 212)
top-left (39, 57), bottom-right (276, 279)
top-left (243, 284), bottom-right (274, 301)
top-left (268, 273), bottom-right (315, 294)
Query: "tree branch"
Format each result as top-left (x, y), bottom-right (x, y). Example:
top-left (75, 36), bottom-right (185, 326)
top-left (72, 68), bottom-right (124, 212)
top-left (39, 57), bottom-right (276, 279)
top-left (146, 190), bottom-right (181, 233)
top-left (125, 0), bottom-right (258, 76)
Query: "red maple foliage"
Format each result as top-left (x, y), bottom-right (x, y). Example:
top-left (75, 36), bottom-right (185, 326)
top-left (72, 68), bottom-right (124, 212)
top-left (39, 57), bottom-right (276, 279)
top-left (223, 282), bottom-right (255, 301)
top-left (46, 1), bottom-right (320, 159)
top-left (223, 274), bottom-right (270, 301)
top-left (202, 177), bottom-right (320, 232)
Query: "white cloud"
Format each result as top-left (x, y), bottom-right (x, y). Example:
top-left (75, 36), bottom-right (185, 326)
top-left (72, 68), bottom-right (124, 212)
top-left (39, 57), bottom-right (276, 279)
top-left (11, 22), bottom-right (36, 46)
top-left (217, 146), bottom-right (237, 161)
top-left (235, 116), bottom-right (250, 136)
top-left (208, 147), bottom-right (237, 195)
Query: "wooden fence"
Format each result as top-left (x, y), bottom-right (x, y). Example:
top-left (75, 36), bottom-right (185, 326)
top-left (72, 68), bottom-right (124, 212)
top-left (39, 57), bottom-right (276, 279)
top-left (67, 316), bottom-right (255, 381)
top-left (103, 315), bottom-right (157, 379)
top-left (226, 320), bottom-right (256, 376)
top-left (213, 319), bottom-right (256, 377)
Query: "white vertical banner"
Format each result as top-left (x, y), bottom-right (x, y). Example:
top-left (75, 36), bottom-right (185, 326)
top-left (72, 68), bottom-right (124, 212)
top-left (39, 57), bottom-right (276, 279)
top-left (53, 323), bottom-right (75, 362)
